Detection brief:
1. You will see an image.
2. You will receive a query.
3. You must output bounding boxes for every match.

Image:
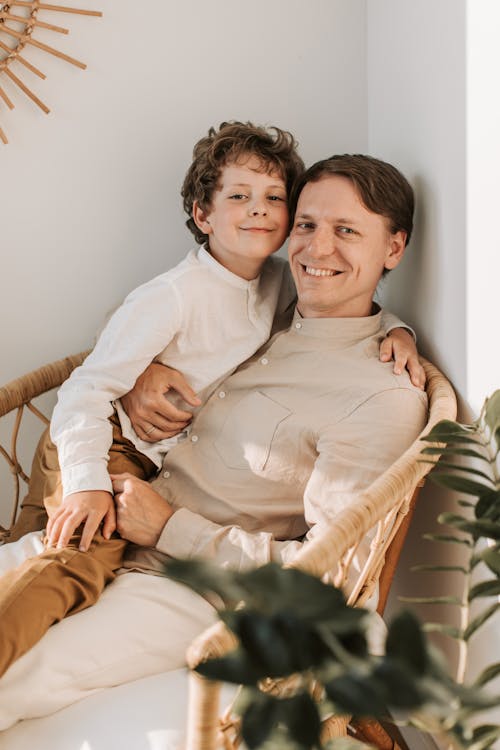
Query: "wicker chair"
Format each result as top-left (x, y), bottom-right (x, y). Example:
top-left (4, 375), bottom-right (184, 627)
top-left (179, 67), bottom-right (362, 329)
top-left (183, 359), bottom-right (457, 750)
top-left (0, 354), bottom-right (457, 749)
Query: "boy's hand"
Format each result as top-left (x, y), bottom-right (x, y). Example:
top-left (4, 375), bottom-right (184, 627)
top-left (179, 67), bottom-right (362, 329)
top-left (121, 363), bottom-right (201, 442)
top-left (379, 327), bottom-right (426, 390)
top-left (46, 490), bottom-right (115, 551)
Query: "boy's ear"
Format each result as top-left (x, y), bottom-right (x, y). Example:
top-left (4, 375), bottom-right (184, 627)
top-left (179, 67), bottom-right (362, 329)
top-left (384, 230), bottom-right (406, 271)
top-left (192, 200), bottom-right (212, 235)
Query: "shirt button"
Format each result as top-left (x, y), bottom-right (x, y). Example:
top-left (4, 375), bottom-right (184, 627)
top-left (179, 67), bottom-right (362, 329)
top-left (260, 357), bottom-right (269, 365)
top-left (218, 391), bottom-right (226, 399)
top-left (295, 322), bottom-right (302, 329)
top-left (191, 435), bottom-right (199, 443)
top-left (163, 470), bottom-right (170, 479)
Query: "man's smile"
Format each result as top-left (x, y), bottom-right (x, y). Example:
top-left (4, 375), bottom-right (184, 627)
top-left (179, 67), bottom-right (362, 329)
top-left (302, 264), bottom-right (343, 277)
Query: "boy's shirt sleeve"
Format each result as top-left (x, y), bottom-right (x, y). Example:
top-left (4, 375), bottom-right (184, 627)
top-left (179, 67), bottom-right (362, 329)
top-left (379, 308), bottom-right (416, 341)
top-left (50, 277), bottom-right (182, 498)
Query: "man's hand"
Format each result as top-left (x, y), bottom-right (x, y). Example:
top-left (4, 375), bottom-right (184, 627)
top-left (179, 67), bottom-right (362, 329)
top-left (46, 490), bottom-right (115, 551)
top-left (111, 473), bottom-right (174, 547)
top-left (379, 327), bottom-right (426, 389)
top-left (121, 363), bottom-right (201, 442)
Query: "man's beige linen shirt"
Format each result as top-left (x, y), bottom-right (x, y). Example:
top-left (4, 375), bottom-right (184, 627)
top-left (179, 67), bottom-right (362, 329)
top-left (125, 308), bottom-right (428, 587)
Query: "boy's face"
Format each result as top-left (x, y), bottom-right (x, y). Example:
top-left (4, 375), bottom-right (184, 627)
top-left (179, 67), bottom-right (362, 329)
top-left (193, 155), bottom-right (289, 280)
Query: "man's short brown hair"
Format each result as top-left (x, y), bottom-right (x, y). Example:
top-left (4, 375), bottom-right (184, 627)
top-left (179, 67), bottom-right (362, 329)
top-left (290, 154), bottom-right (414, 246)
top-left (182, 121), bottom-right (304, 245)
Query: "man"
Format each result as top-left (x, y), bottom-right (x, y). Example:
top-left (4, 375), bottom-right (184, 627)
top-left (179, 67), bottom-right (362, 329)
top-left (0, 154), bottom-right (427, 727)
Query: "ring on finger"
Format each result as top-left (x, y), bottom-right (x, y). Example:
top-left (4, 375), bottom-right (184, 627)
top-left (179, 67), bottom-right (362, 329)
top-left (144, 425), bottom-right (156, 436)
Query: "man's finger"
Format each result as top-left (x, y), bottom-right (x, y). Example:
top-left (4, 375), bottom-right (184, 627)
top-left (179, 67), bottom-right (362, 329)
top-left (379, 338), bottom-right (393, 362)
top-left (155, 400), bottom-right (194, 422)
top-left (168, 374), bottom-right (202, 407)
top-left (110, 473), bottom-right (133, 492)
top-left (407, 356), bottom-right (426, 389)
top-left (392, 356), bottom-right (404, 376)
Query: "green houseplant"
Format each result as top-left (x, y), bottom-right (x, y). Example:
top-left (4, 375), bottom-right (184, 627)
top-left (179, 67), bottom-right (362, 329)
top-left (166, 391), bottom-right (500, 750)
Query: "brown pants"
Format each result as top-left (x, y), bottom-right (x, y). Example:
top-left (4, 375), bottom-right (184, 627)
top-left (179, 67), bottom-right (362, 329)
top-left (0, 414), bottom-right (156, 677)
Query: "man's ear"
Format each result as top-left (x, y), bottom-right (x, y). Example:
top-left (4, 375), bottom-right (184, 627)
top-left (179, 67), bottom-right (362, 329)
top-left (192, 200), bottom-right (212, 235)
top-left (384, 230), bottom-right (407, 271)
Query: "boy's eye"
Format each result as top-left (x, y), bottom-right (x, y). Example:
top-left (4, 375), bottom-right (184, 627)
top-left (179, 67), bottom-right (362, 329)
top-left (228, 193), bottom-right (247, 200)
top-left (268, 195), bottom-right (286, 202)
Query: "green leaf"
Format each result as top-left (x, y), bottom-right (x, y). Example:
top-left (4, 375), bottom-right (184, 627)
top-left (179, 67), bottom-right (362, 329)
top-left (421, 446), bottom-right (489, 461)
top-left (385, 611), bottom-right (428, 675)
top-left (222, 611), bottom-right (297, 676)
top-left (164, 558), bottom-right (247, 605)
top-left (280, 692), bottom-right (321, 748)
top-left (410, 564), bottom-right (468, 574)
top-left (438, 514), bottom-right (500, 540)
top-left (475, 491), bottom-right (500, 520)
top-left (241, 693), bottom-right (279, 748)
top-left (484, 390), bottom-right (500, 435)
top-left (469, 725), bottom-right (500, 750)
top-left (423, 533), bottom-right (472, 546)
top-left (399, 595), bottom-right (462, 605)
top-left (196, 649), bottom-right (268, 685)
top-left (464, 602), bottom-right (500, 640)
top-left (430, 462), bottom-right (496, 484)
top-left (325, 673), bottom-right (388, 716)
top-left (473, 662), bottom-right (500, 688)
top-left (372, 659), bottom-right (424, 708)
top-left (468, 580), bottom-right (500, 601)
top-left (422, 623), bottom-right (463, 639)
top-left (423, 419), bottom-right (477, 441)
top-left (431, 474), bottom-right (494, 497)
top-left (482, 546), bottom-right (500, 575)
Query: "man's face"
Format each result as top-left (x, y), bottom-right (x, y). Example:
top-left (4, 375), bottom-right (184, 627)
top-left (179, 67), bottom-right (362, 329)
top-left (288, 175), bottom-right (406, 318)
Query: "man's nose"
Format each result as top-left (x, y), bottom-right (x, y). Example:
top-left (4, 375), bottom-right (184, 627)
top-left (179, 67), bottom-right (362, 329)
top-left (308, 228), bottom-right (333, 257)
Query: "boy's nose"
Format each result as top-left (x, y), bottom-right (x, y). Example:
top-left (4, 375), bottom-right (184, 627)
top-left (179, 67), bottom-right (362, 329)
top-left (248, 200), bottom-right (267, 216)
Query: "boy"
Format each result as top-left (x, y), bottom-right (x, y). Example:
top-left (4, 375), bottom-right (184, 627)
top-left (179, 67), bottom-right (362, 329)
top-left (0, 122), bottom-right (419, 676)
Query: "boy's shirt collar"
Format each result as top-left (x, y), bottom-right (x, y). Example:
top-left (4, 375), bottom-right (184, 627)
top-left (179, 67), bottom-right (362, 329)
top-left (197, 245), bottom-right (261, 291)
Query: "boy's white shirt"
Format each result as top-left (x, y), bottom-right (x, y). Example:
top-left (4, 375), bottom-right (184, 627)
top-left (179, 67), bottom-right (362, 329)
top-left (51, 246), bottom-right (410, 498)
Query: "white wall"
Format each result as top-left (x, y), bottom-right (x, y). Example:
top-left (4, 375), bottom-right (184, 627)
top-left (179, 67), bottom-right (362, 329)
top-left (368, 0), bottom-right (500, 720)
top-left (466, 0), bottom-right (500, 413)
top-left (1, 0), bottom-right (368, 518)
top-left (368, 0), bottom-right (467, 399)
top-left (1, 0), bottom-right (368, 385)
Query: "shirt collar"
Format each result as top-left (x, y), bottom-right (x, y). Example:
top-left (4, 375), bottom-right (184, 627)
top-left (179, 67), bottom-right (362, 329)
top-left (197, 246), bottom-right (260, 292)
top-left (290, 305), bottom-right (383, 344)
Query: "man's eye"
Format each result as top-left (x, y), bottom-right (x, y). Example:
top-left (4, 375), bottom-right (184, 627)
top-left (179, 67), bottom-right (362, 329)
top-left (295, 222), bottom-right (314, 231)
top-left (338, 226), bottom-right (355, 235)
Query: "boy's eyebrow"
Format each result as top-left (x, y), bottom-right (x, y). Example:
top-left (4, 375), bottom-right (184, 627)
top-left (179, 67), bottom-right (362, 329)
top-left (225, 182), bottom-right (286, 190)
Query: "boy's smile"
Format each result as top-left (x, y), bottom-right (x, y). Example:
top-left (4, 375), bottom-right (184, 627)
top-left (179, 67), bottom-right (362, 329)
top-left (193, 156), bottom-right (289, 280)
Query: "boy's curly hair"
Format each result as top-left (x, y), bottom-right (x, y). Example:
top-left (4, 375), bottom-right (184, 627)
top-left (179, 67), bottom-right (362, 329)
top-left (182, 121), bottom-right (304, 245)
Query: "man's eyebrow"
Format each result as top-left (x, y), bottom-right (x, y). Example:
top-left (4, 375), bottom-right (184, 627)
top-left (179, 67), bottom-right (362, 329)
top-left (336, 217), bottom-right (360, 225)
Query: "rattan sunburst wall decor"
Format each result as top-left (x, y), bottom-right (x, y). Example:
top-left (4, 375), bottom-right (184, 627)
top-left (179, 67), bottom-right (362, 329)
top-left (0, 2), bottom-right (102, 144)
